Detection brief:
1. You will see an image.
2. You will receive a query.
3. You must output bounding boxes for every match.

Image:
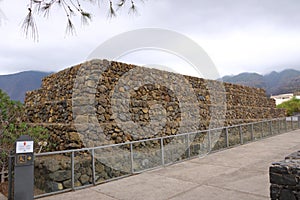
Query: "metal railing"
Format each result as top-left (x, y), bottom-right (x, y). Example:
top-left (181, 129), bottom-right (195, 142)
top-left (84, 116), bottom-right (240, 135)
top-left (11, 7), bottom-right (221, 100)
top-left (34, 116), bottom-right (300, 198)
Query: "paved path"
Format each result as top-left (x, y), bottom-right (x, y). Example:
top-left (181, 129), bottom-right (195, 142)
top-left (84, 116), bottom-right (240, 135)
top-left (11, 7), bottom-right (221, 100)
top-left (35, 130), bottom-right (300, 199)
top-left (0, 193), bottom-right (6, 200)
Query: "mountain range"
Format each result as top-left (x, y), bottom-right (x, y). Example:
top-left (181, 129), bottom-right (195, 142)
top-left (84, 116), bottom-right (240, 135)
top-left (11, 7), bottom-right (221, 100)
top-left (0, 71), bottom-right (52, 102)
top-left (0, 69), bottom-right (299, 102)
top-left (222, 69), bottom-right (300, 96)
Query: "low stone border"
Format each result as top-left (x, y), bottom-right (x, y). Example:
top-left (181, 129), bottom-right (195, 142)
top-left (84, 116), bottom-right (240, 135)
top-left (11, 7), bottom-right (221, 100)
top-left (270, 151), bottom-right (300, 200)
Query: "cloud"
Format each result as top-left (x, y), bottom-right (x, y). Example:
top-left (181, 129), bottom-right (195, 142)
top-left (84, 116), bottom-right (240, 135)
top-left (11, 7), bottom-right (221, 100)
top-left (1, 0), bottom-right (300, 76)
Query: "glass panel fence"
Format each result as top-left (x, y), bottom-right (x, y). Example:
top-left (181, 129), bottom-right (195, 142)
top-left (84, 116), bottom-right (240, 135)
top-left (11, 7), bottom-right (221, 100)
top-left (34, 152), bottom-right (72, 197)
top-left (132, 138), bottom-right (162, 173)
top-left (164, 134), bottom-right (189, 165)
top-left (94, 144), bottom-right (131, 183)
top-left (228, 126), bottom-right (241, 147)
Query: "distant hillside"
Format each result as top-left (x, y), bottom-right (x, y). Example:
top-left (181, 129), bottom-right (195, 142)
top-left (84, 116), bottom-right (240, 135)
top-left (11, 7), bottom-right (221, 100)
top-left (222, 69), bottom-right (300, 96)
top-left (264, 69), bottom-right (300, 95)
top-left (0, 71), bottom-right (52, 102)
top-left (222, 72), bottom-right (266, 89)
top-left (1, 68), bottom-right (300, 102)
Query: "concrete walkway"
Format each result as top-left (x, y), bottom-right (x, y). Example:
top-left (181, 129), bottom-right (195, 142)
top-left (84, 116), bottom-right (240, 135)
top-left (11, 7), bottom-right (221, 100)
top-left (0, 193), bottom-right (6, 200)
top-left (36, 130), bottom-right (300, 199)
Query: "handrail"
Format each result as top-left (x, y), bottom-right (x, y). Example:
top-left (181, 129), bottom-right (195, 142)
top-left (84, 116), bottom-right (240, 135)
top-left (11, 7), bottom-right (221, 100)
top-left (33, 116), bottom-right (300, 199)
top-left (35, 116), bottom-right (297, 157)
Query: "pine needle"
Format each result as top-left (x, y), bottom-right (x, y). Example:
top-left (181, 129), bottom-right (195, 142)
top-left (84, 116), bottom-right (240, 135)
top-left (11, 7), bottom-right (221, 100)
top-left (21, 8), bottom-right (39, 42)
top-left (68, 6), bottom-right (76, 17)
top-left (118, 0), bottom-right (126, 7)
top-left (65, 17), bottom-right (76, 36)
top-left (108, 1), bottom-right (116, 18)
top-left (128, 0), bottom-right (138, 15)
top-left (81, 11), bottom-right (92, 25)
top-left (41, 3), bottom-right (51, 17)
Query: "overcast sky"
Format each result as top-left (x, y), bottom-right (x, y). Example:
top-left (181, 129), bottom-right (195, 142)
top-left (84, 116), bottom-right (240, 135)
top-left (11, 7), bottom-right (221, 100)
top-left (1, 0), bottom-right (300, 78)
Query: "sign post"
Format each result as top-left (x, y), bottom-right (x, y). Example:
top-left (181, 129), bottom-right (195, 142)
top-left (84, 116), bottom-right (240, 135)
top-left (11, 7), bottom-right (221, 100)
top-left (14, 135), bottom-right (34, 200)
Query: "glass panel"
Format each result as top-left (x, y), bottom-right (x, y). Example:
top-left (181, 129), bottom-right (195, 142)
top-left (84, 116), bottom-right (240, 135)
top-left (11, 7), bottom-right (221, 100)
top-left (262, 121), bottom-right (271, 137)
top-left (292, 116), bottom-right (299, 129)
top-left (271, 120), bottom-right (280, 135)
top-left (34, 152), bottom-right (71, 196)
top-left (286, 117), bottom-right (292, 131)
top-left (164, 135), bottom-right (189, 165)
top-left (278, 118), bottom-right (286, 133)
top-left (242, 124), bottom-right (252, 143)
top-left (189, 131), bottom-right (206, 157)
top-left (211, 128), bottom-right (226, 151)
top-left (94, 144), bottom-right (131, 184)
top-left (74, 150), bottom-right (93, 188)
top-left (132, 139), bottom-right (162, 172)
top-left (253, 122), bottom-right (262, 140)
top-left (228, 126), bottom-right (240, 147)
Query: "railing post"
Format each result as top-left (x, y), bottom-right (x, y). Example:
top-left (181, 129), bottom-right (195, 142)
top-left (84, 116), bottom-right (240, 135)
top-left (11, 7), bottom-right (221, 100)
top-left (208, 130), bottom-right (211, 152)
top-left (8, 151), bottom-right (13, 200)
top-left (186, 134), bottom-right (190, 158)
top-left (71, 151), bottom-right (75, 190)
top-left (91, 149), bottom-right (96, 185)
top-left (239, 125), bottom-right (243, 144)
top-left (130, 143), bottom-right (134, 173)
top-left (285, 117), bottom-right (288, 132)
top-left (278, 118), bottom-right (281, 133)
top-left (160, 138), bottom-right (165, 166)
top-left (291, 116), bottom-right (294, 130)
top-left (298, 116), bottom-right (300, 129)
top-left (251, 123), bottom-right (254, 141)
top-left (270, 120), bottom-right (273, 135)
top-left (261, 121), bottom-right (264, 138)
top-left (225, 127), bottom-right (229, 147)
top-left (277, 119), bottom-right (280, 134)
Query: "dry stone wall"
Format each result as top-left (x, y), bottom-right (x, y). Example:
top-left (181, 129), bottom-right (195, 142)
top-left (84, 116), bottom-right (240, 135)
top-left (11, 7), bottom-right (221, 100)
top-left (25, 59), bottom-right (286, 151)
top-left (34, 154), bottom-right (127, 193)
top-left (270, 151), bottom-right (300, 200)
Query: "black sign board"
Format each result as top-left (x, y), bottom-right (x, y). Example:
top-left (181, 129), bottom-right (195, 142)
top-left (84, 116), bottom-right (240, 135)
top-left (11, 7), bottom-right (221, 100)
top-left (14, 135), bottom-right (34, 200)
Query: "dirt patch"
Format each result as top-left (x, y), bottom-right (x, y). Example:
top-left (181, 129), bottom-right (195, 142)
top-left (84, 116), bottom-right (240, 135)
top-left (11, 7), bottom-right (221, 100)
top-left (0, 182), bottom-right (8, 197)
top-left (0, 181), bottom-right (44, 198)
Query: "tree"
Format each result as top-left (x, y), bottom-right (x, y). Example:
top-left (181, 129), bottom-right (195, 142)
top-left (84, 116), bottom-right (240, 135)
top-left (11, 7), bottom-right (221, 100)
top-left (22, 0), bottom-right (142, 41)
top-left (277, 97), bottom-right (300, 116)
top-left (0, 89), bottom-right (49, 182)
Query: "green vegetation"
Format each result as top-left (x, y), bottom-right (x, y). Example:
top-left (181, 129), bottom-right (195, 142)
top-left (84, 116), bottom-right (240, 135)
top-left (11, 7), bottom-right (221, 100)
top-left (277, 97), bottom-right (300, 116)
top-left (0, 89), bottom-right (49, 177)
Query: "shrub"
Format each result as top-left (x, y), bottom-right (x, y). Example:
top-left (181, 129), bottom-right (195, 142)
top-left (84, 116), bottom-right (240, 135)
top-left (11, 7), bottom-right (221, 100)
top-left (277, 97), bottom-right (300, 116)
top-left (0, 89), bottom-right (49, 179)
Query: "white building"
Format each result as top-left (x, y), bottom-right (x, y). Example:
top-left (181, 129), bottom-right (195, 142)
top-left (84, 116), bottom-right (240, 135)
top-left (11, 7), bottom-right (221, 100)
top-left (271, 93), bottom-right (294, 105)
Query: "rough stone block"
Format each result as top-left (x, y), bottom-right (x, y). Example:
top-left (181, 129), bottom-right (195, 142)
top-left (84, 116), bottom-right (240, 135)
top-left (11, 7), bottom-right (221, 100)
top-left (24, 59), bottom-right (286, 151)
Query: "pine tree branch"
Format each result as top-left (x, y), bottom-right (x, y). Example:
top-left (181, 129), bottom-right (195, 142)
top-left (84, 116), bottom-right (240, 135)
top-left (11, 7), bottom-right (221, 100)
top-left (21, 0), bottom-right (144, 41)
